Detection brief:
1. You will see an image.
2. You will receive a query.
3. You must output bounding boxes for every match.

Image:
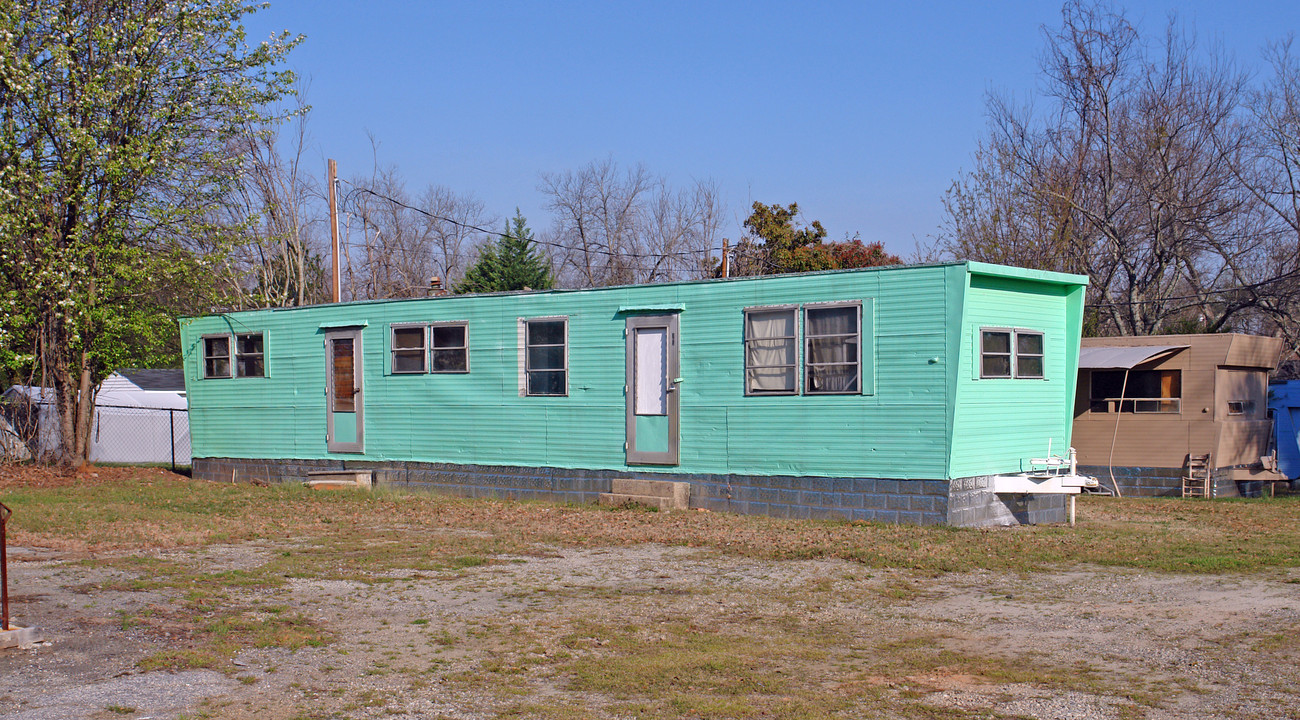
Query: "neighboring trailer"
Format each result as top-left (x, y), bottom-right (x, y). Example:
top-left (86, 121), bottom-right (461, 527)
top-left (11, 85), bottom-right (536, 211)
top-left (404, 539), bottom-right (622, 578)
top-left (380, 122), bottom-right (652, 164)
top-left (181, 262), bottom-right (1088, 526)
top-left (1268, 379), bottom-right (1300, 488)
top-left (1072, 334), bottom-right (1285, 497)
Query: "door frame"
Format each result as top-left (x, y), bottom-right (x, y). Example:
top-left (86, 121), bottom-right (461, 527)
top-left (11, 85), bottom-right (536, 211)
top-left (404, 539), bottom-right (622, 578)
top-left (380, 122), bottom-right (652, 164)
top-left (325, 327), bottom-right (364, 453)
top-left (625, 314), bottom-right (680, 465)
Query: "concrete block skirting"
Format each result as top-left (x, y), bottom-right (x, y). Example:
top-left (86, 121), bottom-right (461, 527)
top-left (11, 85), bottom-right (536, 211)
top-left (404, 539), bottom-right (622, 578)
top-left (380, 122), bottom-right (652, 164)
top-left (192, 458), bottom-right (1069, 527)
top-left (1078, 464), bottom-right (1255, 498)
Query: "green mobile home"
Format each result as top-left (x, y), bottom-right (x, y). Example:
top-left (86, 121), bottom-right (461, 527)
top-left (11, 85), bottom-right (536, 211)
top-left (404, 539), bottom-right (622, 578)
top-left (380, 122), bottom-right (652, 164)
top-left (181, 261), bottom-right (1089, 526)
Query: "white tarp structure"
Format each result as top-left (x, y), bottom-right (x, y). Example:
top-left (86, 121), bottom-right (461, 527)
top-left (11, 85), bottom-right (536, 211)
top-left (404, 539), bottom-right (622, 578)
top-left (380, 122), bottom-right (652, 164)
top-left (2, 369), bottom-right (190, 465)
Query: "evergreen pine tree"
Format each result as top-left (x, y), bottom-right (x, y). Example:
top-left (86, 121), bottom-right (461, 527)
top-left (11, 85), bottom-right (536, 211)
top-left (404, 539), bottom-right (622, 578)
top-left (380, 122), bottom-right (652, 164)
top-left (457, 210), bottom-right (554, 293)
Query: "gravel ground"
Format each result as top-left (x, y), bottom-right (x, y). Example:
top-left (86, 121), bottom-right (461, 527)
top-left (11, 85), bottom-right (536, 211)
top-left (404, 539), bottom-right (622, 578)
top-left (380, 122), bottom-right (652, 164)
top-left (1, 540), bottom-right (1298, 719)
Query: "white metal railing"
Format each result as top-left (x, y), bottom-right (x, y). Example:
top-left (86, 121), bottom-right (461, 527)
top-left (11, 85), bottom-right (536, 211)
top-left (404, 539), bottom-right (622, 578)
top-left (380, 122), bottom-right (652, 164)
top-left (1089, 397), bottom-right (1181, 414)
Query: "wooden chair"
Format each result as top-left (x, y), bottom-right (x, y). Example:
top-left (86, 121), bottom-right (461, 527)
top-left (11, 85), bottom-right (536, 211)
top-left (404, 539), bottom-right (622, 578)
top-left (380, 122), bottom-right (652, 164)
top-left (1182, 453), bottom-right (1212, 498)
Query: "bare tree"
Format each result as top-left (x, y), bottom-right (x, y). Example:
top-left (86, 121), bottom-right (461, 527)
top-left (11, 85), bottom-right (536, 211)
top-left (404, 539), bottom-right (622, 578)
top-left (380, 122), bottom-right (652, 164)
top-left (211, 96), bottom-right (328, 309)
top-left (931, 1), bottom-right (1270, 336)
top-left (1234, 38), bottom-right (1300, 367)
top-left (341, 142), bottom-right (494, 299)
top-left (539, 158), bottom-right (724, 287)
top-left (419, 184), bottom-right (491, 288)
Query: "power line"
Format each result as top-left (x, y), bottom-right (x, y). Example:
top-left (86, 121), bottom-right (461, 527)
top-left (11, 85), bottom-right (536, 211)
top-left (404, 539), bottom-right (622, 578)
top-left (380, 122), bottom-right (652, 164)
top-left (1086, 264), bottom-right (1300, 308)
top-left (345, 177), bottom-right (1300, 308)
top-left (338, 179), bottom-right (729, 261)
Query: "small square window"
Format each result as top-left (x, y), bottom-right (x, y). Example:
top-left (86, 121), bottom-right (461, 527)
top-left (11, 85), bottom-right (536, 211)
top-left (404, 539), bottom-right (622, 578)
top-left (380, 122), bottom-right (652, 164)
top-left (525, 318), bottom-right (566, 396)
top-left (980, 328), bottom-right (1043, 379)
top-left (203, 336), bottom-right (231, 379)
top-left (235, 333), bottom-right (264, 377)
top-left (980, 330), bottom-right (1012, 378)
top-left (1015, 331), bottom-right (1043, 379)
top-left (391, 325), bottom-right (427, 374)
top-left (431, 323), bottom-right (468, 373)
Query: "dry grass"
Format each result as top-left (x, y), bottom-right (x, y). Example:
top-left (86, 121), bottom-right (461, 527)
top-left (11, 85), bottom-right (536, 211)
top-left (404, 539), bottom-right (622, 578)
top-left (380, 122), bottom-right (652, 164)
top-left (3, 466), bottom-right (1299, 574)
top-left (5, 465), bottom-right (1299, 719)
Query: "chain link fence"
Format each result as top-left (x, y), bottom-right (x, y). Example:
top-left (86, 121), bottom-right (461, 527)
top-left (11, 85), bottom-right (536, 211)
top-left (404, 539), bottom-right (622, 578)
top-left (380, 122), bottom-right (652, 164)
top-left (1, 399), bottom-right (190, 470)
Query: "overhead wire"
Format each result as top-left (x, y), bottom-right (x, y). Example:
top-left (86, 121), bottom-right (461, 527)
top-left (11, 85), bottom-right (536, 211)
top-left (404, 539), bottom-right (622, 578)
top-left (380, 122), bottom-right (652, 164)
top-left (338, 178), bottom-right (729, 261)
top-left (338, 179), bottom-right (1300, 311)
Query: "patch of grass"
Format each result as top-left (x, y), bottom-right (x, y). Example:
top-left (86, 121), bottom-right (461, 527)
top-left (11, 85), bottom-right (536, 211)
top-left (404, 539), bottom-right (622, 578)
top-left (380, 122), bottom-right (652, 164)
top-left (104, 705), bottom-right (136, 715)
top-left (138, 648), bottom-right (223, 672)
top-left (15, 468), bottom-right (1281, 717)
top-left (9, 472), bottom-right (1300, 574)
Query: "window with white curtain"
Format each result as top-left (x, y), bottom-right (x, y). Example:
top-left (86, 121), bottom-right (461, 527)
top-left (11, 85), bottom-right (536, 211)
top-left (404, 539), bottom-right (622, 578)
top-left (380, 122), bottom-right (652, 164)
top-left (804, 304), bottom-right (860, 394)
top-left (744, 302), bottom-right (865, 396)
top-left (744, 307), bottom-right (797, 395)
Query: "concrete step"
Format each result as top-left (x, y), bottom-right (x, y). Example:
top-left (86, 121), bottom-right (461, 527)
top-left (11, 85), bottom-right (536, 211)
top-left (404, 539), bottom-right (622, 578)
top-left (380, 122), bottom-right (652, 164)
top-left (601, 479), bottom-right (690, 511)
top-left (305, 470), bottom-right (373, 490)
top-left (610, 478), bottom-right (689, 504)
top-left (598, 493), bottom-right (675, 511)
top-left (0, 623), bottom-right (42, 649)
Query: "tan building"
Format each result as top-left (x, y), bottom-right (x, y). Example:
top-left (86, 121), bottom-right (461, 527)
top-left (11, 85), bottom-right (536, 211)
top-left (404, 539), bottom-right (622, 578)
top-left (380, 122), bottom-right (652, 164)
top-left (1072, 333), bottom-right (1285, 497)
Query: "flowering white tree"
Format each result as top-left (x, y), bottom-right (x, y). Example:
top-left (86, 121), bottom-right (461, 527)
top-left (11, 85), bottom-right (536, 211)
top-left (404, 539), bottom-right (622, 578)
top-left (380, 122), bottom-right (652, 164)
top-left (0, 0), bottom-right (298, 464)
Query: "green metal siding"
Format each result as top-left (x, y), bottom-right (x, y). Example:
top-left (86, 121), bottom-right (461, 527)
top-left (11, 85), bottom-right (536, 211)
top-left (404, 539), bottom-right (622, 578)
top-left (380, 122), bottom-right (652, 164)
top-left (181, 262), bottom-right (1085, 482)
top-left (947, 271), bottom-right (1086, 478)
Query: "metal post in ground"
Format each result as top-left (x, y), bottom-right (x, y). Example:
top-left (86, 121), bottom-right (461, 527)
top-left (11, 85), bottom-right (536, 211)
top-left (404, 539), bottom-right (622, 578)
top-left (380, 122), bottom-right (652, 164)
top-left (169, 409), bottom-right (176, 472)
top-left (1, 502), bottom-right (10, 631)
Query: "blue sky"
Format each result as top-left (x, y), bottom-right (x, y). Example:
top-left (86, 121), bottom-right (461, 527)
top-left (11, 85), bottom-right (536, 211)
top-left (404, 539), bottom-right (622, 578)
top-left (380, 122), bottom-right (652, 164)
top-left (246, 1), bottom-right (1300, 257)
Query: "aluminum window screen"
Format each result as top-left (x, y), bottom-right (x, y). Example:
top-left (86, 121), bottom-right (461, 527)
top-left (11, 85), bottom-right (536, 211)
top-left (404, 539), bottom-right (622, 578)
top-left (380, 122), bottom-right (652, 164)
top-left (980, 330), bottom-right (1012, 378)
top-left (203, 336), bottom-right (232, 379)
top-left (432, 323), bottom-right (468, 373)
top-left (390, 326), bottom-right (427, 374)
top-left (805, 305), bottom-right (860, 394)
top-left (525, 319), bottom-right (566, 396)
top-left (744, 308), bottom-right (797, 394)
top-left (235, 333), bottom-right (264, 377)
top-left (1015, 331), bottom-right (1043, 378)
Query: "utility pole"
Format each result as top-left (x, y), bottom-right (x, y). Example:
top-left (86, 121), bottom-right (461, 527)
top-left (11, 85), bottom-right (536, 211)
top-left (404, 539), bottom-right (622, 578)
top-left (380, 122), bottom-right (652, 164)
top-left (721, 238), bottom-right (730, 278)
top-left (328, 158), bottom-right (340, 303)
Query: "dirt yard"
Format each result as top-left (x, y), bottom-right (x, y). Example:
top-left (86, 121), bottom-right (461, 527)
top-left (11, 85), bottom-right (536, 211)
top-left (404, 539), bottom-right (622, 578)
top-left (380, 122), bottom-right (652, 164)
top-left (0, 466), bottom-right (1297, 720)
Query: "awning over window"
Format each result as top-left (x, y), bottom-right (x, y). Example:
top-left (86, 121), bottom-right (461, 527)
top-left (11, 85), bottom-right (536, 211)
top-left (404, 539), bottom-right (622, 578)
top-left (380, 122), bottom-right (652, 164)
top-left (1078, 345), bottom-right (1187, 369)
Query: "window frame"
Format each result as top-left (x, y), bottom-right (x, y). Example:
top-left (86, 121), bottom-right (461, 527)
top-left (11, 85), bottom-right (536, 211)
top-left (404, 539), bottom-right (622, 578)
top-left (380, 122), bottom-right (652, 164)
top-left (430, 321), bottom-right (470, 374)
top-left (979, 327), bottom-right (1045, 380)
top-left (390, 323), bottom-right (428, 375)
top-left (1014, 330), bottom-right (1044, 379)
top-left (202, 334), bottom-right (233, 379)
top-left (803, 301), bottom-right (863, 396)
top-left (234, 332), bottom-right (265, 378)
top-left (524, 316), bottom-right (568, 397)
top-left (978, 328), bottom-right (1013, 379)
top-left (743, 304), bottom-right (799, 396)
top-left (202, 332), bottom-right (265, 379)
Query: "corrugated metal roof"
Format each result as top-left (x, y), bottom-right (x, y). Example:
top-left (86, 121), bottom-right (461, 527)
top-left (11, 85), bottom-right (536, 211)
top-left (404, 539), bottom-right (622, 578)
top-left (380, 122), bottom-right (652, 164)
top-left (1078, 345), bottom-right (1187, 369)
